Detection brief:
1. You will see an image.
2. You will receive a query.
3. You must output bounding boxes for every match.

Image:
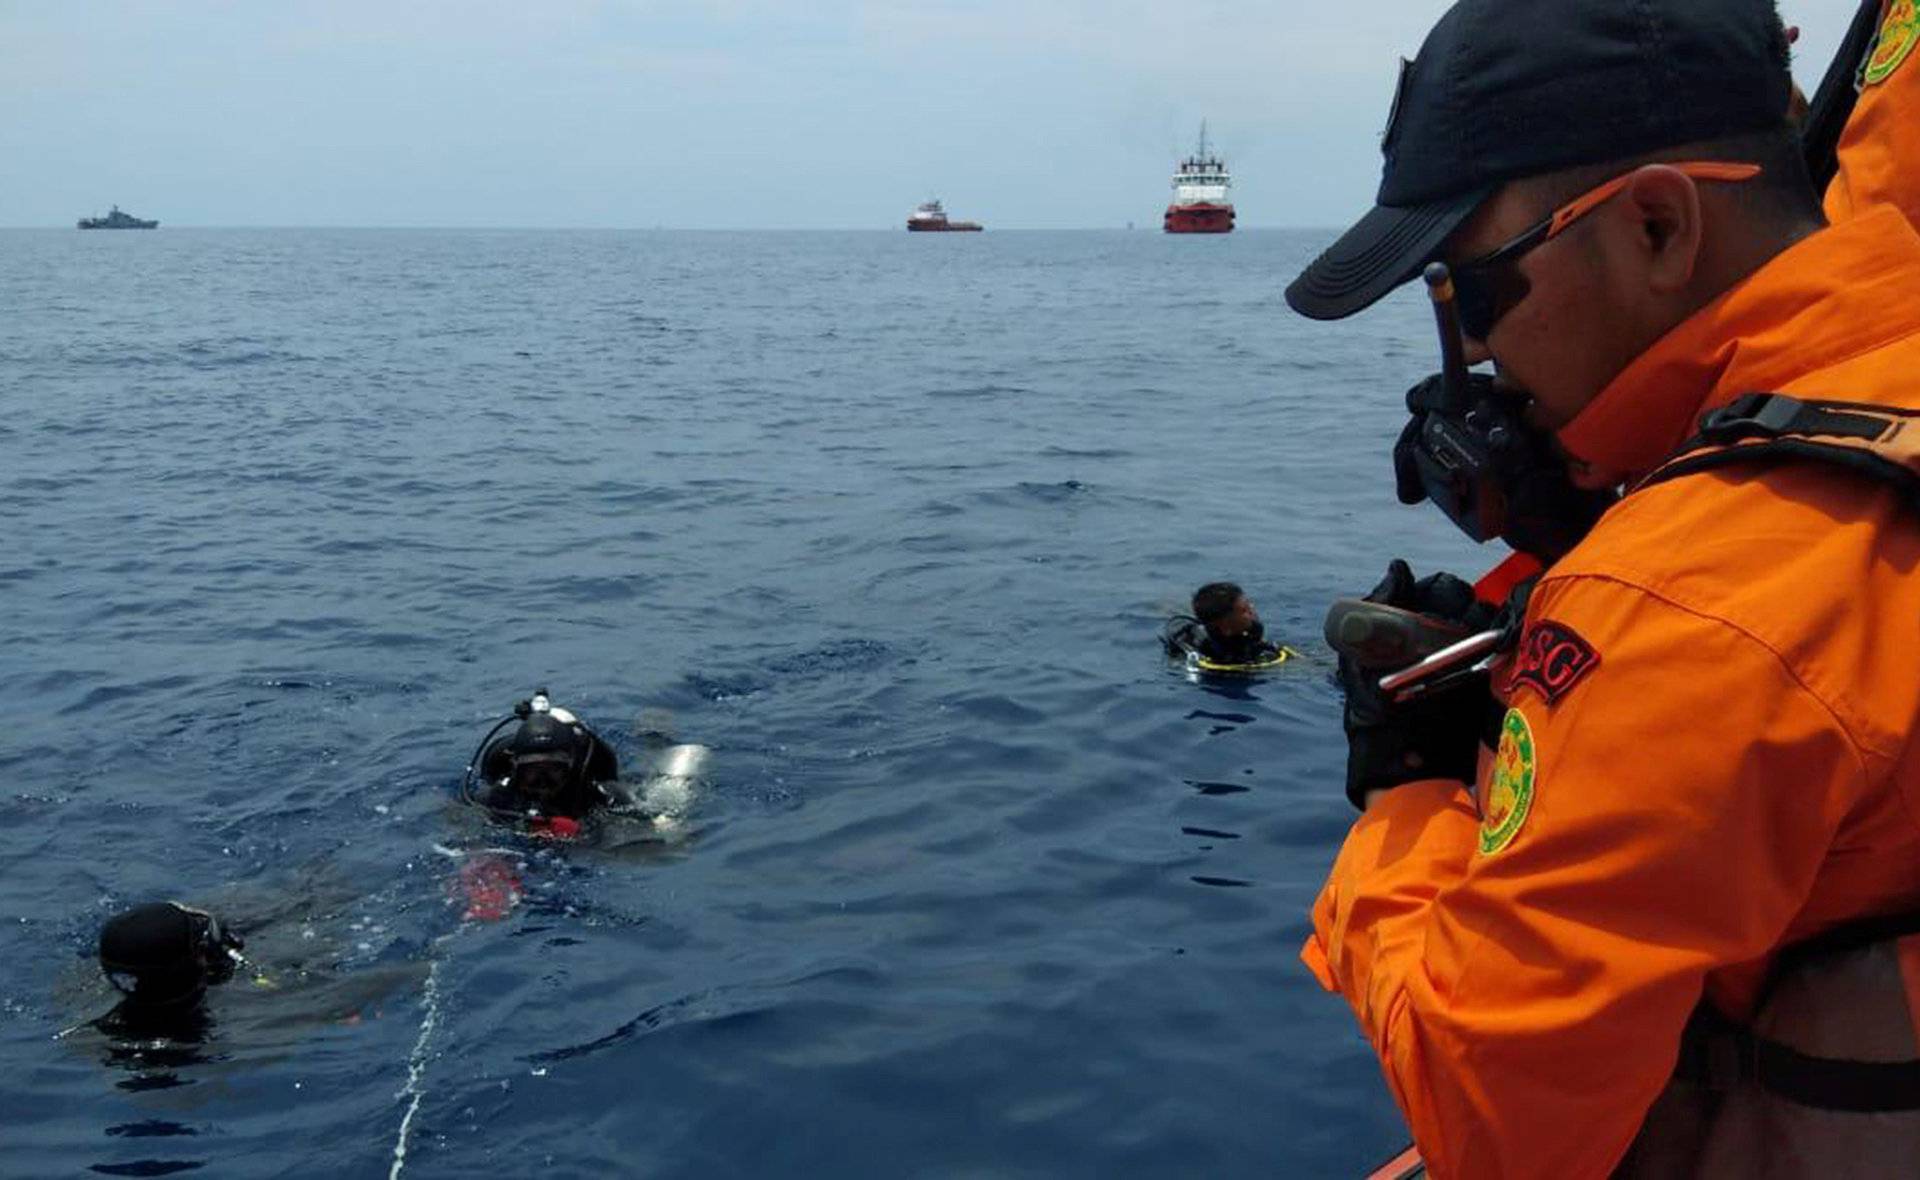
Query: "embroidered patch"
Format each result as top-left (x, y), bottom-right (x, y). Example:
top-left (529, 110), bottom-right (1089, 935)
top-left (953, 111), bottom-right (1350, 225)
top-left (1479, 709), bottom-right (1536, 856)
top-left (1509, 620), bottom-right (1600, 705)
top-left (1865, 0), bottom-right (1920, 86)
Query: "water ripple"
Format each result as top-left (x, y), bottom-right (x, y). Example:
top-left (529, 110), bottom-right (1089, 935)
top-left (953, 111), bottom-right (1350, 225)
top-left (0, 227), bottom-right (1481, 1177)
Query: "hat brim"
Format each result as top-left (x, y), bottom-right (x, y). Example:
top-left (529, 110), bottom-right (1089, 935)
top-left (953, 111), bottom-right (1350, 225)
top-left (1285, 186), bottom-right (1492, 321)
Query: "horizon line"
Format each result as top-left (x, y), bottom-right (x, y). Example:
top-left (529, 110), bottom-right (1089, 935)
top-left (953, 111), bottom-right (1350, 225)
top-left (7, 223), bottom-right (1340, 233)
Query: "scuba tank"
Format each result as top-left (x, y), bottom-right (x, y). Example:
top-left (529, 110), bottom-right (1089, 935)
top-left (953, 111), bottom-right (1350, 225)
top-left (607, 742), bottom-right (710, 837)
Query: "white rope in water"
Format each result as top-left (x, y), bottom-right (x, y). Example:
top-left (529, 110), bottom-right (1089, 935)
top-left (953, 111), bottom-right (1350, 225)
top-left (388, 931), bottom-right (455, 1180)
top-left (391, 845), bottom-right (485, 1180)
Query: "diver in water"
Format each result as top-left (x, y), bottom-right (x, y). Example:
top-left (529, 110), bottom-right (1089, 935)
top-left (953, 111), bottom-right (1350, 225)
top-left (66, 881), bottom-right (432, 1112)
top-left (465, 689), bottom-right (621, 829)
top-left (1165, 582), bottom-right (1281, 666)
top-left (95, 901), bottom-right (247, 1037)
top-left (462, 688), bottom-right (712, 849)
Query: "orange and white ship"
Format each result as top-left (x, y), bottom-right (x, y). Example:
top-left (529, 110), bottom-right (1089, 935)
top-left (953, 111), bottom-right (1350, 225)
top-left (1164, 122), bottom-right (1234, 234)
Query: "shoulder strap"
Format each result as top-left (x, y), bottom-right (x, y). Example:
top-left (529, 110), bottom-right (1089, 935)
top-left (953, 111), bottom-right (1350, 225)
top-left (1677, 990), bottom-right (1920, 1112)
top-left (1803, 0), bottom-right (1890, 192)
top-left (1636, 392), bottom-right (1920, 511)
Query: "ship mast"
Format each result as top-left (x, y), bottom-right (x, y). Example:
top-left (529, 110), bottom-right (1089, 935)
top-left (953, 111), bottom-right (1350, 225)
top-left (1197, 119), bottom-right (1210, 162)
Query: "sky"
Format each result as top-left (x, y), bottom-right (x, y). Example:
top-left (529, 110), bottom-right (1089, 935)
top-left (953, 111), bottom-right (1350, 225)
top-left (0, 0), bottom-right (1870, 229)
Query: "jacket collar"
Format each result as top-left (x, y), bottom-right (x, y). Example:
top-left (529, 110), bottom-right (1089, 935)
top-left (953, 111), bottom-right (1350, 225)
top-left (1556, 206), bottom-right (1920, 484)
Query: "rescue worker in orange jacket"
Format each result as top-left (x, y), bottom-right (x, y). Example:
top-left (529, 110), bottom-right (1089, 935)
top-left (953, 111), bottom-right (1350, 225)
top-left (1284, 0), bottom-right (1920, 1175)
top-left (1825, 0), bottom-right (1920, 229)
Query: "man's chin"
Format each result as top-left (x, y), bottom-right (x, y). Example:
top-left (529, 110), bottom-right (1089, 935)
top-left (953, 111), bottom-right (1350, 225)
top-left (1539, 424), bottom-right (1618, 492)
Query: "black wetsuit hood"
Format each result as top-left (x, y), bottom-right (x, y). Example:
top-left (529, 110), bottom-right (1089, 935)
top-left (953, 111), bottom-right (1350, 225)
top-left (478, 711), bottom-right (620, 821)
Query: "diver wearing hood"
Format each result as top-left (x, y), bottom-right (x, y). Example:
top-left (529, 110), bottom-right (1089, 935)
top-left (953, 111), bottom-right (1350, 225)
top-left (96, 901), bottom-right (245, 1034)
top-left (467, 689), bottom-right (620, 824)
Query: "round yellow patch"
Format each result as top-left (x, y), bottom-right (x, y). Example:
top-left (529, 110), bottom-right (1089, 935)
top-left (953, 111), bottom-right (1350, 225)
top-left (1865, 0), bottom-right (1920, 86)
top-left (1479, 709), bottom-right (1536, 855)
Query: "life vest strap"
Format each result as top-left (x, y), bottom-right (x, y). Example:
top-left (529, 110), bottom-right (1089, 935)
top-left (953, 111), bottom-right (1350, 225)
top-left (1756, 1038), bottom-right (1920, 1112)
top-left (1637, 393), bottom-right (1920, 509)
top-left (1643, 391), bottom-right (1920, 1116)
top-left (1677, 1007), bottom-right (1920, 1112)
top-left (1775, 907), bottom-right (1920, 971)
top-left (1696, 391), bottom-right (1916, 442)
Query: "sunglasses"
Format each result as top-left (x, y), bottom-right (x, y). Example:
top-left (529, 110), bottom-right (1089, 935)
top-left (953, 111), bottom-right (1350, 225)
top-left (1448, 161), bottom-right (1763, 341)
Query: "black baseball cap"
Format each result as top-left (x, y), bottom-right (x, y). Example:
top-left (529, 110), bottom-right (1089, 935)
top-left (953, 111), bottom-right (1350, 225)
top-left (1285, 0), bottom-right (1794, 321)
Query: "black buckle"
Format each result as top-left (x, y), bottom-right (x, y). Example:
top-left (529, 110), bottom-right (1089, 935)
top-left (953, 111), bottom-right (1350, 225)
top-left (1698, 393), bottom-right (1806, 441)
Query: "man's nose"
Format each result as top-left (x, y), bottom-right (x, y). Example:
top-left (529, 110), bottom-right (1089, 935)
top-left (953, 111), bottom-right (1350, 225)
top-left (1463, 336), bottom-right (1493, 366)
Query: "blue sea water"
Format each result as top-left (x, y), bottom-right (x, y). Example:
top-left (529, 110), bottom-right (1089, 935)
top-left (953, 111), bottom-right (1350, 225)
top-left (0, 228), bottom-right (1487, 1177)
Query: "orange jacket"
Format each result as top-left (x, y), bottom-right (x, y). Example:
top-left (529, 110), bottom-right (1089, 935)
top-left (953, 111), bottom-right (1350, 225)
top-left (1825, 0), bottom-right (1920, 229)
top-left (1304, 208), bottom-right (1920, 1178)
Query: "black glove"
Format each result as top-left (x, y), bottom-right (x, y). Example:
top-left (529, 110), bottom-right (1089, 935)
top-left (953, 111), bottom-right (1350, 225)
top-left (1338, 559), bottom-right (1499, 808)
top-left (1363, 557), bottom-right (1499, 632)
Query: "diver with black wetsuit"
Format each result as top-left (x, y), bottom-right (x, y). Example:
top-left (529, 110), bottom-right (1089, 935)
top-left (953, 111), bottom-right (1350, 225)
top-left (467, 689), bottom-right (621, 827)
top-left (95, 901), bottom-right (247, 1038)
top-left (1165, 581), bottom-right (1282, 666)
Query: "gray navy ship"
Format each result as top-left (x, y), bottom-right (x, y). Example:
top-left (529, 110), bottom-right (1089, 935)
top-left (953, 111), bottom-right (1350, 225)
top-left (77, 205), bottom-right (158, 230)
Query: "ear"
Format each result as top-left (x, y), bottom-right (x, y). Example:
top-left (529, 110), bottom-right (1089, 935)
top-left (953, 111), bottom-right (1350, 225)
top-left (1620, 165), bottom-right (1703, 293)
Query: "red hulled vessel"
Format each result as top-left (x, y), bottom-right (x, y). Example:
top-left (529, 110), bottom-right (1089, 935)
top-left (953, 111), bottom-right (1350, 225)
top-left (1164, 122), bottom-right (1234, 234)
top-left (906, 199), bottom-right (983, 231)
